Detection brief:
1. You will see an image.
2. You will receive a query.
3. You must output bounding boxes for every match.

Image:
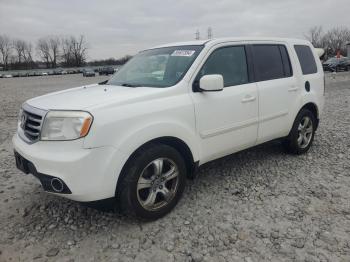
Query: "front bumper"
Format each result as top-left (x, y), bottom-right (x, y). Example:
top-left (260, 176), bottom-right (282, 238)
top-left (12, 133), bottom-right (124, 202)
top-left (15, 151), bottom-right (72, 194)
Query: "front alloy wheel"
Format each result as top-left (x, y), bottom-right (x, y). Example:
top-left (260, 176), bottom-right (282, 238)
top-left (118, 144), bottom-right (186, 220)
top-left (137, 158), bottom-right (179, 211)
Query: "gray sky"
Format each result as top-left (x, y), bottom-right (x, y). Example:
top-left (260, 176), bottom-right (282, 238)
top-left (0, 0), bottom-right (349, 60)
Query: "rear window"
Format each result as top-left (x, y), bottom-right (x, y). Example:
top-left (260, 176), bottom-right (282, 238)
top-left (294, 45), bottom-right (317, 75)
top-left (252, 45), bottom-right (292, 82)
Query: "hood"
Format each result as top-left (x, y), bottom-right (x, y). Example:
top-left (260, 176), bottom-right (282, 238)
top-left (26, 84), bottom-right (164, 110)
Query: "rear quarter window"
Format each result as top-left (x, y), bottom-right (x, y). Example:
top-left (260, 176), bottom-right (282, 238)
top-left (294, 45), bottom-right (318, 75)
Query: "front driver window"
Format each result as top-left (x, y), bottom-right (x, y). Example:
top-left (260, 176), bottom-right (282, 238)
top-left (197, 46), bottom-right (249, 87)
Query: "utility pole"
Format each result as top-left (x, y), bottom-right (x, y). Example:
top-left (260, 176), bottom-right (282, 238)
top-left (207, 27), bottom-right (212, 39)
top-left (195, 29), bottom-right (200, 40)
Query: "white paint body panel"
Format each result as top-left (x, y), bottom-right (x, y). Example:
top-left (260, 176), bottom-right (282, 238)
top-left (12, 37), bottom-right (325, 202)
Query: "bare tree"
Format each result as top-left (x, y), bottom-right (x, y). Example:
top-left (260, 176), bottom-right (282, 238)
top-left (323, 27), bottom-right (350, 55)
top-left (49, 36), bottom-right (60, 68)
top-left (304, 26), bottom-right (324, 47)
top-left (23, 42), bottom-right (34, 64)
top-left (12, 39), bottom-right (26, 64)
top-left (37, 36), bottom-right (60, 68)
top-left (305, 26), bottom-right (350, 57)
top-left (0, 35), bottom-right (12, 70)
top-left (37, 38), bottom-right (50, 68)
top-left (71, 35), bottom-right (87, 67)
top-left (61, 36), bottom-right (73, 66)
top-left (12, 39), bottom-right (35, 69)
top-left (61, 35), bottom-right (88, 67)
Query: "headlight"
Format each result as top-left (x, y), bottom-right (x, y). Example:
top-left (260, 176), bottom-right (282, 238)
top-left (41, 111), bottom-right (93, 141)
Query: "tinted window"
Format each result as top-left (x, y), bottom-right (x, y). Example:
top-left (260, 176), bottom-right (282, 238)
top-left (279, 45), bottom-right (293, 77)
top-left (294, 45), bottom-right (317, 75)
top-left (197, 46), bottom-right (248, 87)
top-left (252, 45), bottom-right (285, 81)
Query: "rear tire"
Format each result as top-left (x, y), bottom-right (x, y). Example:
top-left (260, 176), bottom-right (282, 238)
top-left (283, 109), bottom-right (316, 154)
top-left (117, 144), bottom-right (187, 220)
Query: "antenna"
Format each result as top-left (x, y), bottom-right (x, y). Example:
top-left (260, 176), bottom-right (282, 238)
top-left (207, 27), bottom-right (212, 39)
top-left (195, 29), bottom-right (200, 40)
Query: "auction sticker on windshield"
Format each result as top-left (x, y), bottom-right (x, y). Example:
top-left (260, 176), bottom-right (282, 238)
top-left (171, 50), bottom-right (196, 57)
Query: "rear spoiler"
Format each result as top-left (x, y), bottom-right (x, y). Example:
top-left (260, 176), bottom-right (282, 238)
top-left (315, 48), bottom-right (325, 58)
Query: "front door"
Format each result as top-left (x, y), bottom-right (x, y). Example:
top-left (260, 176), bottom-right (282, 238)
top-left (191, 45), bottom-right (259, 163)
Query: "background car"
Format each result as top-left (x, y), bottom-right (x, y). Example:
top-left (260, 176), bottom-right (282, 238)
top-left (338, 57), bottom-right (350, 71)
top-left (82, 69), bottom-right (96, 77)
top-left (323, 57), bottom-right (350, 72)
top-left (52, 69), bottom-right (63, 75)
top-left (99, 66), bottom-right (115, 75)
top-left (19, 72), bottom-right (29, 77)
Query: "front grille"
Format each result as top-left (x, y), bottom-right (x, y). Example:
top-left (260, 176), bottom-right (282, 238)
top-left (23, 110), bottom-right (42, 140)
top-left (19, 103), bottom-right (47, 143)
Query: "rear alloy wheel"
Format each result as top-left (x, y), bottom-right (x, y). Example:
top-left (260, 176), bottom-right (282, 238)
top-left (296, 116), bottom-right (313, 149)
top-left (118, 144), bottom-right (186, 220)
top-left (283, 109), bottom-right (316, 154)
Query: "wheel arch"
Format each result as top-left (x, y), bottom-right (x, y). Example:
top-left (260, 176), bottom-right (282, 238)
top-left (115, 136), bottom-right (198, 199)
top-left (300, 102), bottom-right (319, 129)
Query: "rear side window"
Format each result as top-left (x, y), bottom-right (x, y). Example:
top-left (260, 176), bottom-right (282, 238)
top-left (294, 45), bottom-right (317, 75)
top-left (197, 46), bottom-right (248, 87)
top-left (252, 45), bottom-right (291, 81)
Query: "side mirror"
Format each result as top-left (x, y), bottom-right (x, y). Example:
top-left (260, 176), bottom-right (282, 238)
top-left (199, 74), bottom-right (224, 92)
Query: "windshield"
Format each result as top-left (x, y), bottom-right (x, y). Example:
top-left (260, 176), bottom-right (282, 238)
top-left (108, 45), bottom-right (204, 87)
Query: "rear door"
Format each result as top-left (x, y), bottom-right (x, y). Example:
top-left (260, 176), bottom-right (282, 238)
top-left (250, 44), bottom-right (299, 143)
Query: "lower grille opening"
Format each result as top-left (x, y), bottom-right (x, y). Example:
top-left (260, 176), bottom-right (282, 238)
top-left (15, 151), bottom-right (72, 194)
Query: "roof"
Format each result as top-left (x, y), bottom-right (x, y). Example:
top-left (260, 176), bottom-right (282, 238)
top-left (149, 40), bottom-right (209, 49)
top-left (147, 37), bottom-right (311, 50)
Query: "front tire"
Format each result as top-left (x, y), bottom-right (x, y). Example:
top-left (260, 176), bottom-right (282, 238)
top-left (283, 109), bottom-right (316, 154)
top-left (117, 144), bottom-right (187, 220)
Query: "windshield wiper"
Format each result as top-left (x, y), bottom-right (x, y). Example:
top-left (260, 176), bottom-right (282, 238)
top-left (98, 80), bottom-right (108, 85)
top-left (120, 83), bottom-right (140, 87)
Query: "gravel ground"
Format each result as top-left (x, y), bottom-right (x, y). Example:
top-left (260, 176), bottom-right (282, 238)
top-left (0, 73), bottom-right (350, 262)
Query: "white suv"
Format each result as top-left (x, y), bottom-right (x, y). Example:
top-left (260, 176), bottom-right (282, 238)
top-left (13, 37), bottom-right (325, 219)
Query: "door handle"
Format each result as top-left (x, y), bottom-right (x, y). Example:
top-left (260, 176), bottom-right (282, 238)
top-left (241, 95), bottom-right (256, 103)
top-left (288, 87), bottom-right (299, 92)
